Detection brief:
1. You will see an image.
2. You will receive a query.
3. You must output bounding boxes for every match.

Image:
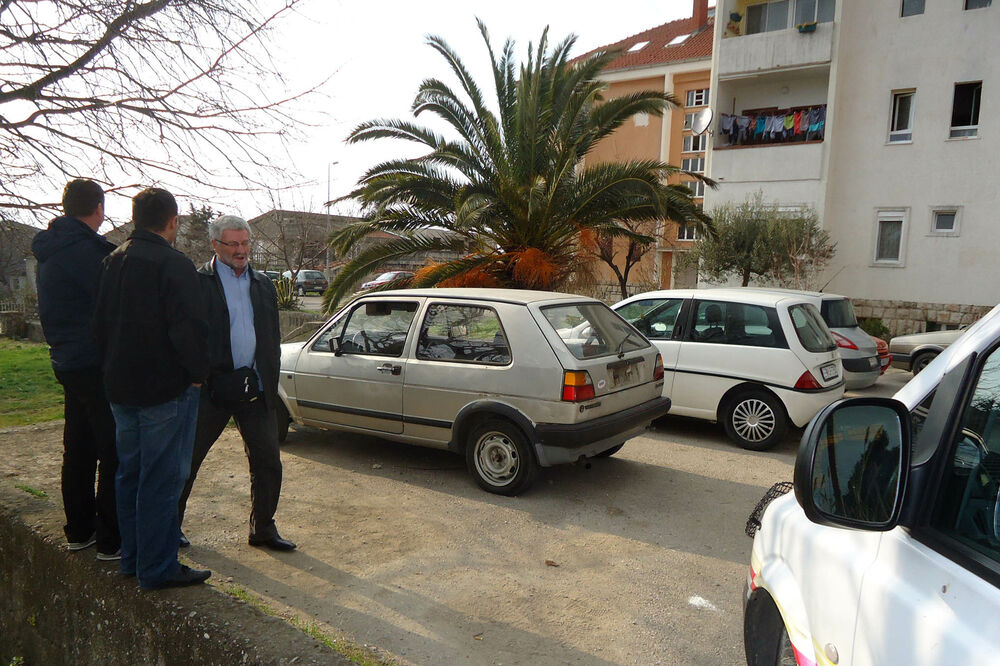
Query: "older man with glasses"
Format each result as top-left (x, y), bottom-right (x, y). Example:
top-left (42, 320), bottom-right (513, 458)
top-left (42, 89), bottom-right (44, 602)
top-left (178, 215), bottom-right (295, 552)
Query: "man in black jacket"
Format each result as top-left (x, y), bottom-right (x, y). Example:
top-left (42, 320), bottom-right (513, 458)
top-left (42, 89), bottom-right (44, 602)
top-left (93, 187), bottom-right (212, 589)
top-left (178, 214), bottom-right (295, 552)
top-left (32, 179), bottom-right (120, 559)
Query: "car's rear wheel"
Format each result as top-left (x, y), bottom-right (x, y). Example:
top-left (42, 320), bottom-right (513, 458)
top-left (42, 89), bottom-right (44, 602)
top-left (723, 390), bottom-right (787, 451)
top-left (912, 351), bottom-right (936, 374)
top-left (593, 443), bottom-right (624, 458)
top-left (465, 419), bottom-right (537, 496)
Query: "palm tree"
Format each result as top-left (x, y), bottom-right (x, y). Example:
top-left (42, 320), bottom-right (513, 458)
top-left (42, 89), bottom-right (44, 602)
top-left (324, 20), bottom-right (712, 312)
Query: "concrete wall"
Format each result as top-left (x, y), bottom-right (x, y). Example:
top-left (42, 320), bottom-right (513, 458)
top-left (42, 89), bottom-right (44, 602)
top-left (0, 504), bottom-right (346, 665)
top-left (718, 17), bottom-right (834, 76)
top-left (823, 0), bottom-right (1000, 307)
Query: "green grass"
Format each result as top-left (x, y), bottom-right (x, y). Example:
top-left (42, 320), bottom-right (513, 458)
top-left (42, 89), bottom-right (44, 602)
top-left (218, 584), bottom-right (392, 665)
top-left (15, 484), bottom-right (48, 499)
top-left (0, 339), bottom-right (63, 427)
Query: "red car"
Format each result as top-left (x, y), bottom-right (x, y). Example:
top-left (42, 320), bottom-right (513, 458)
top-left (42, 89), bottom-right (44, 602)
top-left (873, 336), bottom-right (891, 375)
top-left (360, 270), bottom-right (414, 290)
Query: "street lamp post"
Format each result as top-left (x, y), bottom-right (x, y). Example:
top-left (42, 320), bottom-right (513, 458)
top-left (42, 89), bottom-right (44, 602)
top-left (326, 161), bottom-right (338, 278)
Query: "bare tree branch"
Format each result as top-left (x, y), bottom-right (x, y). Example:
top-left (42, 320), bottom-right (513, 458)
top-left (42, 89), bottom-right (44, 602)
top-left (0, 0), bottom-right (322, 216)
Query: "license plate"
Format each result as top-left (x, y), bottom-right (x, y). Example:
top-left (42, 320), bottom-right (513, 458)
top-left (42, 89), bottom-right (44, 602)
top-left (821, 363), bottom-right (838, 381)
top-left (608, 360), bottom-right (638, 388)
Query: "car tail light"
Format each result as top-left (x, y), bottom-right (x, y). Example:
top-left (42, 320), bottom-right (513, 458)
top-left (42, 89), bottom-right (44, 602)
top-left (562, 370), bottom-right (596, 402)
top-left (831, 331), bottom-right (858, 350)
top-left (794, 370), bottom-right (822, 390)
top-left (653, 354), bottom-right (664, 381)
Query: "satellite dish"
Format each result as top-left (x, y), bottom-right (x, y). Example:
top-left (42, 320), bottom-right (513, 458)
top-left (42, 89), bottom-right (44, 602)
top-left (691, 107), bottom-right (714, 136)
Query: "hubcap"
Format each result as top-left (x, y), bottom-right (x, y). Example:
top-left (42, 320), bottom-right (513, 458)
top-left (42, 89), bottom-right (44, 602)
top-left (474, 431), bottom-right (519, 486)
top-left (732, 399), bottom-right (776, 443)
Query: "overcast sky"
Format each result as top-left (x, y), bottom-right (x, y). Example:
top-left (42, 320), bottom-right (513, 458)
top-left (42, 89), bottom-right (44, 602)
top-left (104, 0), bottom-right (706, 226)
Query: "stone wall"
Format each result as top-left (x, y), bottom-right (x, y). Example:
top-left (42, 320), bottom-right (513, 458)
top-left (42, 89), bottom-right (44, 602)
top-left (853, 299), bottom-right (992, 337)
top-left (0, 503), bottom-right (346, 665)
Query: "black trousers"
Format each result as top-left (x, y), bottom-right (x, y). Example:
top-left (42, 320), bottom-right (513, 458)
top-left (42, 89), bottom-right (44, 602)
top-left (178, 391), bottom-right (282, 540)
top-left (53, 367), bottom-right (120, 553)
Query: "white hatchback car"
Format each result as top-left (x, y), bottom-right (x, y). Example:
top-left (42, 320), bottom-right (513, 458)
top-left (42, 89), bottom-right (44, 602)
top-left (613, 289), bottom-right (844, 450)
top-left (744, 289), bottom-right (881, 390)
top-left (744, 303), bottom-right (1000, 665)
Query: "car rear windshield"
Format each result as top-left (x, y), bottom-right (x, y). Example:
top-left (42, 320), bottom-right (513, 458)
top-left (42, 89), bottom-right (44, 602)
top-left (789, 303), bottom-right (837, 353)
top-left (541, 303), bottom-right (648, 359)
top-left (821, 298), bottom-right (858, 328)
top-left (303, 271), bottom-right (326, 280)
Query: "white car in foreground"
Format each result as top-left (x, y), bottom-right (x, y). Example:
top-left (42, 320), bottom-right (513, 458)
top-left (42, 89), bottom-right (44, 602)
top-left (744, 303), bottom-right (1000, 665)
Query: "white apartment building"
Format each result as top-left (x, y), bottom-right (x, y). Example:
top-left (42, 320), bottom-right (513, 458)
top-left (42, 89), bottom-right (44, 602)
top-left (705, 0), bottom-right (997, 334)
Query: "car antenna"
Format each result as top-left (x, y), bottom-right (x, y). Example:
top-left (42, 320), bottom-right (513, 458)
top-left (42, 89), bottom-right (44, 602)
top-left (818, 266), bottom-right (846, 293)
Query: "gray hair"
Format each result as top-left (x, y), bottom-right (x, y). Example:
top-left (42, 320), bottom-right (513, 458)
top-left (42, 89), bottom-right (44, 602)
top-left (209, 215), bottom-right (251, 241)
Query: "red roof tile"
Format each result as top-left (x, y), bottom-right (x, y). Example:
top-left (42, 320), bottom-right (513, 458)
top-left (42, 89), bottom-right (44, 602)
top-left (576, 16), bottom-right (714, 72)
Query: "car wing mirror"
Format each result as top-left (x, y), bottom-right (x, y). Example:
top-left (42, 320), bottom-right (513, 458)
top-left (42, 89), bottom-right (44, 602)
top-left (329, 337), bottom-right (342, 356)
top-left (794, 397), bottom-right (911, 531)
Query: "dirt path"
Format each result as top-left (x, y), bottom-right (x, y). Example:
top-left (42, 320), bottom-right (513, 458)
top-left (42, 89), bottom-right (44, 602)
top-left (0, 409), bottom-right (809, 665)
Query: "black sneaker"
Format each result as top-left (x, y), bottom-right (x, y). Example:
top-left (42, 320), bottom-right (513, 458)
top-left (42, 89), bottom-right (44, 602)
top-left (67, 533), bottom-right (97, 551)
top-left (96, 549), bottom-right (122, 561)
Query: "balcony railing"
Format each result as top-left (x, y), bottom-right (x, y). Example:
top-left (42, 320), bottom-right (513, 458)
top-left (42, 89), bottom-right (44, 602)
top-left (715, 104), bottom-right (826, 149)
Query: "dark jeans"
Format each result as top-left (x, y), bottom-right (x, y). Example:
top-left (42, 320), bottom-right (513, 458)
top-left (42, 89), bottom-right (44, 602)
top-left (54, 367), bottom-right (120, 553)
top-left (179, 393), bottom-right (282, 540)
top-left (110, 385), bottom-right (199, 588)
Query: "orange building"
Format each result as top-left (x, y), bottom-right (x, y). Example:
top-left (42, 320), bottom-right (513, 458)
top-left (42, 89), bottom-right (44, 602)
top-left (580, 0), bottom-right (713, 294)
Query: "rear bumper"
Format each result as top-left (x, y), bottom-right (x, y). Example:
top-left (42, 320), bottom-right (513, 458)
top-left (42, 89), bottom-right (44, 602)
top-left (533, 397), bottom-right (670, 465)
top-left (890, 351), bottom-right (912, 370)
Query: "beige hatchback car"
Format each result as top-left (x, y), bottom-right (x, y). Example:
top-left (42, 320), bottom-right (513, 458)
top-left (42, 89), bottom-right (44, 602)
top-left (277, 289), bottom-right (670, 495)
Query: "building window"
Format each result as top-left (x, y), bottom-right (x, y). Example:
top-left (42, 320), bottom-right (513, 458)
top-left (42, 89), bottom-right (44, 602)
top-left (875, 211), bottom-right (906, 264)
top-left (686, 89), bottom-right (709, 107)
top-left (681, 157), bottom-right (705, 173)
top-left (683, 134), bottom-right (707, 152)
top-left (950, 81), bottom-right (981, 138)
top-left (931, 208), bottom-right (960, 235)
top-left (677, 223), bottom-right (698, 241)
top-left (683, 180), bottom-right (705, 197)
top-left (684, 112), bottom-right (696, 130)
top-left (901, 0), bottom-right (924, 16)
top-left (965, 0), bottom-right (991, 9)
top-left (889, 90), bottom-right (914, 143)
top-left (746, 0), bottom-right (790, 34)
top-left (634, 112), bottom-right (650, 127)
top-left (794, 0), bottom-right (835, 25)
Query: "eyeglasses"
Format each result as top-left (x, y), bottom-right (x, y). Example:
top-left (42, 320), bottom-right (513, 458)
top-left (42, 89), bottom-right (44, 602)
top-left (214, 239), bottom-right (251, 249)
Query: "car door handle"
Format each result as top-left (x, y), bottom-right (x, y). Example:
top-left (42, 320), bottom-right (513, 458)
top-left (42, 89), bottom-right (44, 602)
top-left (376, 363), bottom-right (402, 376)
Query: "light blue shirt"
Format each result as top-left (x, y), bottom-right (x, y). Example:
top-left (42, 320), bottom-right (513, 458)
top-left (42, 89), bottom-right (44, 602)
top-left (215, 258), bottom-right (257, 373)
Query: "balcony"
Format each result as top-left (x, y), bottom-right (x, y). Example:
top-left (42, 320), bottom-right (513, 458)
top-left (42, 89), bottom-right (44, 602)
top-left (719, 3), bottom-right (833, 78)
top-left (711, 140), bottom-right (824, 184)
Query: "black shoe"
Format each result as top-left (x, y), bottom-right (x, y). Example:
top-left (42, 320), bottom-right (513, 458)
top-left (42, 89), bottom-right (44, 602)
top-left (248, 533), bottom-right (296, 551)
top-left (179, 532), bottom-right (190, 548)
top-left (143, 565), bottom-right (211, 590)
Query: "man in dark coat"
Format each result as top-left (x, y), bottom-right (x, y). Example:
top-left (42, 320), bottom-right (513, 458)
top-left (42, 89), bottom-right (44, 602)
top-left (32, 179), bottom-right (120, 559)
top-left (93, 187), bottom-right (212, 589)
top-left (178, 214), bottom-right (295, 551)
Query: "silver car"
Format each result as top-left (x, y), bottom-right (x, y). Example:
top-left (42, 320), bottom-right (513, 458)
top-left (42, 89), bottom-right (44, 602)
top-left (275, 289), bottom-right (670, 495)
top-left (745, 289), bottom-right (880, 389)
top-left (889, 327), bottom-right (966, 374)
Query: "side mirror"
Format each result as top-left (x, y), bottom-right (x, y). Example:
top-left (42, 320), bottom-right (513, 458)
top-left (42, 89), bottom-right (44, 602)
top-left (329, 337), bottom-right (342, 356)
top-left (794, 397), bottom-right (911, 531)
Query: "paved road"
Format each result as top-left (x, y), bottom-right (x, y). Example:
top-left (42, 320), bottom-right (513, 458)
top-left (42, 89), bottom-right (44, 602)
top-left (181, 369), bottom-right (914, 665)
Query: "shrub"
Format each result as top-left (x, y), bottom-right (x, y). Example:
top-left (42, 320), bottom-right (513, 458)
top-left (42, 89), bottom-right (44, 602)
top-left (859, 317), bottom-right (891, 340)
top-left (274, 277), bottom-right (299, 311)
